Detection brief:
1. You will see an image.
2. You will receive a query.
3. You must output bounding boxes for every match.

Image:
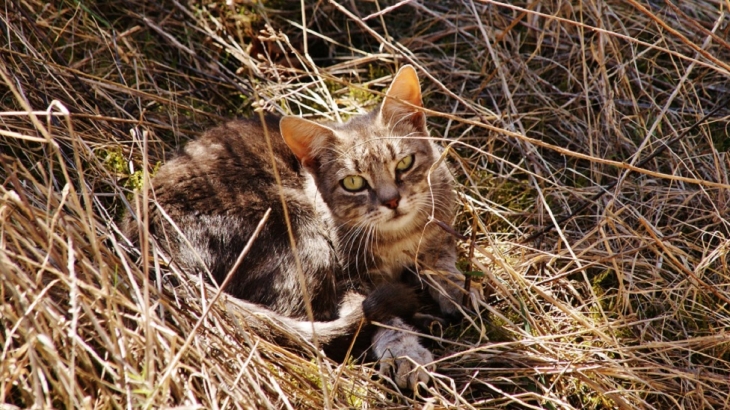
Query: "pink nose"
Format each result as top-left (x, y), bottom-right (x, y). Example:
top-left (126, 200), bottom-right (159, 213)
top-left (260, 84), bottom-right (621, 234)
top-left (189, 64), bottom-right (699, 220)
top-left (384, 197), bottom-right (400, 210)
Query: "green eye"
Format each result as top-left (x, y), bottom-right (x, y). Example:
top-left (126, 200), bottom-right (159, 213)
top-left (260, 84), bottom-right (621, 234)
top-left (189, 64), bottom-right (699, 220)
top-left (396, 154), bottom-right (414, 172)
top-left (341, 175), bottom-right (367, 192)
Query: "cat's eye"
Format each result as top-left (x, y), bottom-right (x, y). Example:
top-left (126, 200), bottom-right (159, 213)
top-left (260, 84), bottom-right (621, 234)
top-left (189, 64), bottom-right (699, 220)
top-left (341, 175), bottom-right (367, 192)
top-left (396, 154), bottom-right (415, 172)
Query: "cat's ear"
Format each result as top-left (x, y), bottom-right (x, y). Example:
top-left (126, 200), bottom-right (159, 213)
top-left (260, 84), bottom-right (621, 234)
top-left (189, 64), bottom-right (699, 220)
top-left (280, 116), bottom-right (335, 168)
top-left (380, 65), bottom-right (426, 130)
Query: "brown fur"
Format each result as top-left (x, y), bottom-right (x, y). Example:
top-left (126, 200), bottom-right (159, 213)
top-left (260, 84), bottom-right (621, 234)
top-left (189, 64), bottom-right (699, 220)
top-left (123, 66), bottom-right (482, 389)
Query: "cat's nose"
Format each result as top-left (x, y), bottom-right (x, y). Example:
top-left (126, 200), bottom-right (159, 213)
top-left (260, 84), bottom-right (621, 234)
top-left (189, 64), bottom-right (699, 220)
top-left (383, 195), bottom-right (400, 210)
top-left (377, 183), bottom-right (400, 210)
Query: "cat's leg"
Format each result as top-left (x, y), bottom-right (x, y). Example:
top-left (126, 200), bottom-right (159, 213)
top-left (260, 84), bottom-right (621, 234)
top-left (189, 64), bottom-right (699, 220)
top-left (425, 267), bottom-right (484, 317)
top-left (421, 234), bottom-right (484, 317)
top-left (371, 318), bottom-right (434, 390)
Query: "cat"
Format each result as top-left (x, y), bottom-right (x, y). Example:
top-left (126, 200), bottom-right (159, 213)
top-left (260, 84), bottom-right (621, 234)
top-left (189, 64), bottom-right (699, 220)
top-left (124, 65), bottom-right (482, 390)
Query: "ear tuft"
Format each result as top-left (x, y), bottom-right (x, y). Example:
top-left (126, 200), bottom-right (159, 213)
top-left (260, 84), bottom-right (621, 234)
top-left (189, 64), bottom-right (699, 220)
top-left (380, 65), bottom-right (425, 129)
top-left (280, 116), bottom-right (335, 167)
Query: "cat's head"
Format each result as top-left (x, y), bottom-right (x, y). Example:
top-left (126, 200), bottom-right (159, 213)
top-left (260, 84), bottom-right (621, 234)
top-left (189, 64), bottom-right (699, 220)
top-left (280, 65), bottom-right (453, 237)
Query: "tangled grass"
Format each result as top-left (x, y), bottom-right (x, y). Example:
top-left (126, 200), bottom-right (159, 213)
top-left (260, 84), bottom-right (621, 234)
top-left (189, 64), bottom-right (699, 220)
top-left (1, 0), bottom-right (729, 408)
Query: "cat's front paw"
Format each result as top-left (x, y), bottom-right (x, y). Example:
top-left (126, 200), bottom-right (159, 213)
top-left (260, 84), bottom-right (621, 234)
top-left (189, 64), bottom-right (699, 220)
top-left (372, 319), bottom-right (434, 390)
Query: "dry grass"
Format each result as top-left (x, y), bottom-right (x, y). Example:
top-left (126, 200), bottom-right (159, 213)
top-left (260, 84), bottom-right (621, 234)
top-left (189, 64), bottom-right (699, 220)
top-left (2, 0), bottom-right (729, 408)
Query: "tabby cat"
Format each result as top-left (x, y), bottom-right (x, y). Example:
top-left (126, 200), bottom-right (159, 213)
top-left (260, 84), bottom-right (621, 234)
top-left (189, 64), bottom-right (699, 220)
top-left (124, 65), bottom-right (482, 389)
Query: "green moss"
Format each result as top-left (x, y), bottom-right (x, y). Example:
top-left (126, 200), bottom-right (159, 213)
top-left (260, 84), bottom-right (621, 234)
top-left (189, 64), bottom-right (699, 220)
top-left (348, 84), bottom-right (375, 106)
top-left (103, 148), bottom-right (128, 175)
top-left (101, 149), bottom-right (161, 193)
top-left (480, 314), bottom-right (516, 343)
top-left (571, 379), bottom-right (618, 409)
top-left (126, 164), bottom-right (161, 191)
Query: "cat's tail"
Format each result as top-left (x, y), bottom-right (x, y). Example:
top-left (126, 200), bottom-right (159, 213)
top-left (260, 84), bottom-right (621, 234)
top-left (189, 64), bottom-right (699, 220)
top-left (223, 283), bottom-right (423, 354)
top-left (223, 290), bottom-right (368, 351)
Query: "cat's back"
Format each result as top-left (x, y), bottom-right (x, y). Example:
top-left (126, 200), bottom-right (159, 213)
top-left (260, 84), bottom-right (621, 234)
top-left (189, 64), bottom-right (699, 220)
top-left (154, 115), bottom-right (301, 207)
top-left (130, 114), bottom-right (339, 314)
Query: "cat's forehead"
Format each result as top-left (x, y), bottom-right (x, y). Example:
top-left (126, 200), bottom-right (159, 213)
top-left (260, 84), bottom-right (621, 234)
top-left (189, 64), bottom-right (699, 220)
top-left (331, 124), bottom-right (419, 171)
top-left (347, 138), bottom-right (400, 173)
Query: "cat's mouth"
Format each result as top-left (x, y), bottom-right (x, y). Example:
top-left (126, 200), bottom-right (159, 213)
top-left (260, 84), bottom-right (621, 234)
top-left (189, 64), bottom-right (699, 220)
top-left (388, 206), bottom-right (410, 221)
top-left (378, 207), bottom-right (417, 232)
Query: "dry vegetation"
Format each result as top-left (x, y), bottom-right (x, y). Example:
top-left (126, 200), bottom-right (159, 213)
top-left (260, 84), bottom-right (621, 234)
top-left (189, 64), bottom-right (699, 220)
top-left (2, 0), bottom-right (730, 408)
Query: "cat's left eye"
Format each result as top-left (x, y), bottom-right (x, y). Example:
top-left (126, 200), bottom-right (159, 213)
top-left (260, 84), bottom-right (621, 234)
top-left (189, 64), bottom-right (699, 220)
top-left (396, 154), bottom-right (414, 172)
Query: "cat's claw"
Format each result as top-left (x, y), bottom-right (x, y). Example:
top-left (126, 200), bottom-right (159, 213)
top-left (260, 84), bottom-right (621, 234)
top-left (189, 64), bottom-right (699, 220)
top-left (372, 319), bottom-right (434, 390)
top-left (377, 338), bottom-right (433, 390)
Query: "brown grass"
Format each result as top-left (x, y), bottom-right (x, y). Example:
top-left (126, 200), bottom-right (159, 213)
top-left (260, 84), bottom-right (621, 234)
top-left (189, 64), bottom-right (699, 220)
top-left (2, 0), bottom-right (729, 408)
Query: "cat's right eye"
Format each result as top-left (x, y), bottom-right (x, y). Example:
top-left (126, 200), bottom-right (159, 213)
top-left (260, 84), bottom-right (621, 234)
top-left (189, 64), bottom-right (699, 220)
top-left (341, 175), bottom-right (367, 192)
